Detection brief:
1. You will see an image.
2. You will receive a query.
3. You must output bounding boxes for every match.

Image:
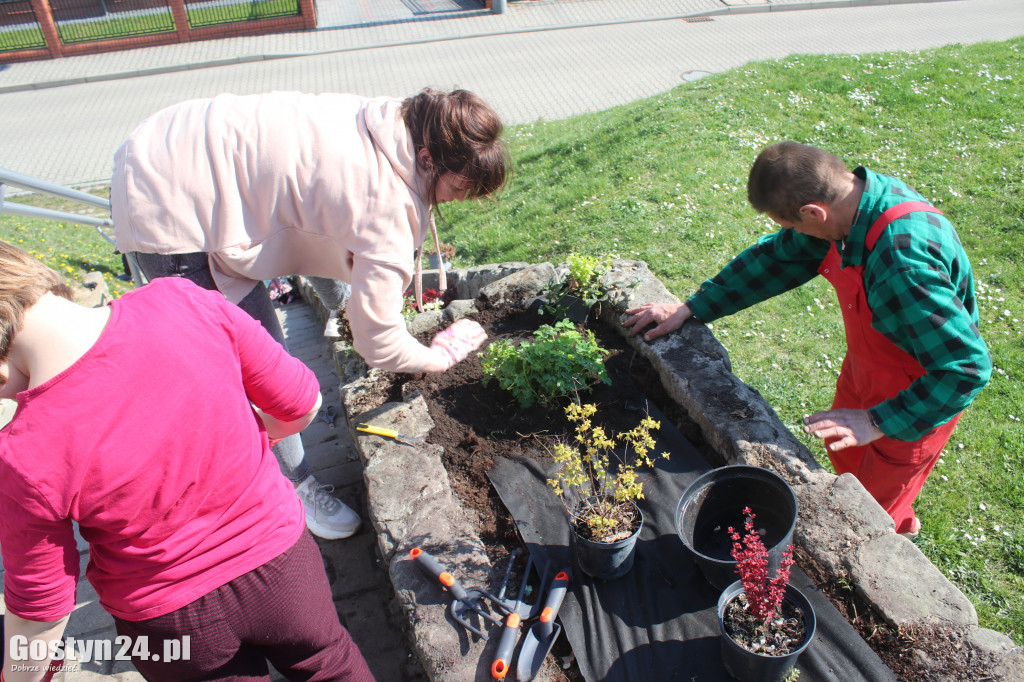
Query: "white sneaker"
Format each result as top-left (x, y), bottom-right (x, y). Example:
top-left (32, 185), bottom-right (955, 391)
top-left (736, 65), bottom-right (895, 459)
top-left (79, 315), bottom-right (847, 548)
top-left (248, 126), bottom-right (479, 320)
top-left (324, 309), bottom-right (341, 339)
top-left (295, 476), bottom-right (361, 540)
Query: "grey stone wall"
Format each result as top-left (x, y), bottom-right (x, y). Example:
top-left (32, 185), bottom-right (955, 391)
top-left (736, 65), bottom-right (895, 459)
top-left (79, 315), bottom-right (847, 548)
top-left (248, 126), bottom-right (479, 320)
top-left (299, 261), bottom-right (1022, 682)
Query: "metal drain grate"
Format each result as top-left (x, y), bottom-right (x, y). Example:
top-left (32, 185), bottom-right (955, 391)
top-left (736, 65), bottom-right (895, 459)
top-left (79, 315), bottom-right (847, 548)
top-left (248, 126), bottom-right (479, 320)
top-left (683, 16), bottom-right (714, 22)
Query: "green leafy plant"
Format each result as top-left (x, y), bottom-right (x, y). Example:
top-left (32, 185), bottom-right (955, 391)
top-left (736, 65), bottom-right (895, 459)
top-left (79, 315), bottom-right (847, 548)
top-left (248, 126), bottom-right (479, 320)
top-left (541, 252), bottom-right (613, 319)
top-left (546, 402), bottom-right (669, 541)
top-left (480, 319), bottom-right (610, 408)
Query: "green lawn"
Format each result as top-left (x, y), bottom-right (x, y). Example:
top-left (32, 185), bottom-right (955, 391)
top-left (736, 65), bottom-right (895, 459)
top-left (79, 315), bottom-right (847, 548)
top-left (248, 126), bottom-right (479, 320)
top-left (441, 38), bottom-right (1024, 643)
top-left (2, 35), bottom-right (1021, 644)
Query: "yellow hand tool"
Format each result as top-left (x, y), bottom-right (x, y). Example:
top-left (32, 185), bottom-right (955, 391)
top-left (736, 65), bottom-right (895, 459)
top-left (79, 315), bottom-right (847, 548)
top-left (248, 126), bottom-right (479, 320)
top-left (356, 423), bottom-right (426, 446)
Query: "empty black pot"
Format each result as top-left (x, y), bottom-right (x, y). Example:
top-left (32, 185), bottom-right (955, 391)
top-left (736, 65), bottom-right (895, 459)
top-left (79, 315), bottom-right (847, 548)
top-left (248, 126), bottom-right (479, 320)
top-left (675, 465), bottom-right (798, 590)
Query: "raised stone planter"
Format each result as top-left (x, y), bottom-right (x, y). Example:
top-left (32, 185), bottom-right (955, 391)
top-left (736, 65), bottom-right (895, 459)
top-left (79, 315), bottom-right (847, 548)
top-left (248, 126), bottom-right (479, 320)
top-left (296, 261), bottom-right (1022, 681)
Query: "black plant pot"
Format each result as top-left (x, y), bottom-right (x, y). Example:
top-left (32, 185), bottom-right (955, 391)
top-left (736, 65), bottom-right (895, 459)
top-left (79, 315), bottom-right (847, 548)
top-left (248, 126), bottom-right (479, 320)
top-left (551, 293), bottom-right (592, 323)
top-left (675, 465), bottom-right (798, 590)
top-left (718, 580), bottom-right (816, 682)
top-left (571, 499), bottom-right (643, 580)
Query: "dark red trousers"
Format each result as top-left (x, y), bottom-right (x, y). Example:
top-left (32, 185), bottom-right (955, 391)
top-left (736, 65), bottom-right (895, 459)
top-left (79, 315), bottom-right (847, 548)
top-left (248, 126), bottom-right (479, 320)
top-left (827, 357), bottom-right (960, 534)
top-left (114, 531), bottom-right (374, 681)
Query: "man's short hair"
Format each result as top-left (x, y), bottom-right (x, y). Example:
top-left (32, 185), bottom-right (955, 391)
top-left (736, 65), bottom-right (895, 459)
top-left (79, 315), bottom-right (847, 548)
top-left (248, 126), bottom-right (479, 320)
top-left (747, 141), bottom-right (849, 221)
top-left (0, 240), bottom-right (73, 363)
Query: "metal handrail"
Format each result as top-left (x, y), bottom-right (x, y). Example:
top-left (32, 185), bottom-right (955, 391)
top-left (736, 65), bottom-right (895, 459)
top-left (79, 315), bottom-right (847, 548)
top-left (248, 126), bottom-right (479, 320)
top-left (0, 166), bottom-right (115, 245)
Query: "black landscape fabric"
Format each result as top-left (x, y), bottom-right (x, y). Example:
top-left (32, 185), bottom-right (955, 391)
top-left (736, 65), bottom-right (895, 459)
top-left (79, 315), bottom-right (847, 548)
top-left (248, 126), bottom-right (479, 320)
top-left (487, 405), bottom-right (897, 682)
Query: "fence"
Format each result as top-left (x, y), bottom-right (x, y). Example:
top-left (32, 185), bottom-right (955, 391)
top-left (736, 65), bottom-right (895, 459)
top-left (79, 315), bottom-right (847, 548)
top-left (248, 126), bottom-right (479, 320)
top-left (0, 0), bottom-right (316, 63)
top-left (0, 166), bottom-right (114, 244)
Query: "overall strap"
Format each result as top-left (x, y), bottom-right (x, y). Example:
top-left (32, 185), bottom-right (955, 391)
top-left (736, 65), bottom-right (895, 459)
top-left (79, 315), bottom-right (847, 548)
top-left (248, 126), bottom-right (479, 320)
top-left (865, 201), bottom-right (943, 251)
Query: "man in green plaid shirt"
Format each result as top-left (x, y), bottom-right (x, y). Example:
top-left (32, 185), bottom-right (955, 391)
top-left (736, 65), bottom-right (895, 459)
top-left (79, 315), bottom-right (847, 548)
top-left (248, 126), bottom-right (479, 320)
top-left (624, 141), bottom-right (991, 537)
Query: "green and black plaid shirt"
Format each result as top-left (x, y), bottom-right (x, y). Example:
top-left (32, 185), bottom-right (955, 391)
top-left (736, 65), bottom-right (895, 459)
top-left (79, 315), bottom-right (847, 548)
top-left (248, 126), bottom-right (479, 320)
top-left (686, 167), bottom-right (991, 441)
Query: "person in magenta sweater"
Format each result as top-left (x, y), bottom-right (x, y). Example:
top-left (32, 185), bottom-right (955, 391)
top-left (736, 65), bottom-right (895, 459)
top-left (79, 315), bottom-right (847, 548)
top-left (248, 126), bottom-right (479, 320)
top-left (0, 241), bottom-right (373, 682)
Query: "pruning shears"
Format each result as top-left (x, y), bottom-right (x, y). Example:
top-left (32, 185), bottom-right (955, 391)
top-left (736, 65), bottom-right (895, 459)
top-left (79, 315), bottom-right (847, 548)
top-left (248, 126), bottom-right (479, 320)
top-left (356, 422), bottom-right (426, 447)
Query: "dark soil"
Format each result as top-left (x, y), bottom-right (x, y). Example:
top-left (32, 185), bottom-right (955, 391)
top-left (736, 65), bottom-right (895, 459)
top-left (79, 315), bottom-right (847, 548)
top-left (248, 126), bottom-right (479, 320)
top-left (395, 301), bottom-right (690, 566)
top-left (377, 300), bottom-right (991, 682)
top-left (722, 594), bottom-right (808, 656)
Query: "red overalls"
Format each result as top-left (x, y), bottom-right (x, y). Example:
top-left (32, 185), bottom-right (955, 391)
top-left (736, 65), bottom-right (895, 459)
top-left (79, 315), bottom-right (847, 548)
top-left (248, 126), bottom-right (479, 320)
top-left (818, 202), bottom-right (960, 534)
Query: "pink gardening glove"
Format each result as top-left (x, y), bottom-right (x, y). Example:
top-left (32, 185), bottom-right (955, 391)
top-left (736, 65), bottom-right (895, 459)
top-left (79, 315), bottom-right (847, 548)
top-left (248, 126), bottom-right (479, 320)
top-left (430, 319), bottom-right (487, 370)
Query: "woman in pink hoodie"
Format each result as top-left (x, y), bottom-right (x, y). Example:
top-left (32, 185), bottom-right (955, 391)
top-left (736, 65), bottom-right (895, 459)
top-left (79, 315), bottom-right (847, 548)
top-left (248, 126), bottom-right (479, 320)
top-left (111, 88), bottom-right (509, 540)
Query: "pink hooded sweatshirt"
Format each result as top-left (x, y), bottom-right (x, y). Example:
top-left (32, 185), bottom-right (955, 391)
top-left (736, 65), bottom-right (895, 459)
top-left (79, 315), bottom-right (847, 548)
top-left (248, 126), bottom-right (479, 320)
top-left (111, 91), bottom-right (436, 372)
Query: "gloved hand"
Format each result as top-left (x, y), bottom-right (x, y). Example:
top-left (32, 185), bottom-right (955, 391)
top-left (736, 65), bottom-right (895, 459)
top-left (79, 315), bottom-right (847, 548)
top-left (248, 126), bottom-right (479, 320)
top-left (430, 318), bottom-right (487, 371)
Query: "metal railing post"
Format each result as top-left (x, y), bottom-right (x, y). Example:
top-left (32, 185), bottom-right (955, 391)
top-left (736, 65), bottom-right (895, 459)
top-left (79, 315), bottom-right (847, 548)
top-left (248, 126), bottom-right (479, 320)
top-left (0, 167), bottom-right (115, 245)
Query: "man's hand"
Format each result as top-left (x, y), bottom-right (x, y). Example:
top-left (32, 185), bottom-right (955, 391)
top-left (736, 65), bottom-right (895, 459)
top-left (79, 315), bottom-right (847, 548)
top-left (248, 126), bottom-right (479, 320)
top-left (803, 408), bottom-right (883, 452)
top-left (622, 303), bottom-right (692, 341)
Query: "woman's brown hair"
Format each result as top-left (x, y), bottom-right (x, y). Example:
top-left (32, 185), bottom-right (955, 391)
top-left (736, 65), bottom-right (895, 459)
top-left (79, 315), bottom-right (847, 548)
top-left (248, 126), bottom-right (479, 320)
top-left (747, 141), bottom-right (848, 221)
top-left (0, 240), bottom-right (73, 362)
top-left (402, 88), bottom-right (510, 207)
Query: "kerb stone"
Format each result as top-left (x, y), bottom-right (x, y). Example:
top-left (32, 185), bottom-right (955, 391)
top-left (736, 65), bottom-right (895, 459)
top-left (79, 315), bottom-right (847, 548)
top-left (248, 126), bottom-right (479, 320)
top-left (847, 532), bottom-right (977, 629)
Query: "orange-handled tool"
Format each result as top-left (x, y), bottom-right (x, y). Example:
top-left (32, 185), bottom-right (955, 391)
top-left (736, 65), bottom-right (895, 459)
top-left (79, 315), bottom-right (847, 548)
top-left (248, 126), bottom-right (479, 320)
top-left (490, 611), bottom-right (521, 679)
top-left (517, 570), bottom-right (570, 682)
top-left (410, 548), bottom-right (502, 639)
top-left (534, 571), bottom-right (569, 640)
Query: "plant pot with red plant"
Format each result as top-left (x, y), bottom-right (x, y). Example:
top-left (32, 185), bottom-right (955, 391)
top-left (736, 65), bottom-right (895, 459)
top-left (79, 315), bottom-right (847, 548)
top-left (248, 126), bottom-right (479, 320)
top-left (718, 507), bottom-right (815, 682)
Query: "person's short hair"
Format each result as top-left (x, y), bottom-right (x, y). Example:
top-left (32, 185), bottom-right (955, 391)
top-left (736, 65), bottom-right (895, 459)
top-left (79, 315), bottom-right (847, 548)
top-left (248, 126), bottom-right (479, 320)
top-left (747, 141), bottom-right (849, 221)
top-left (0, 240), bottom-right (73, 362)
top-left (402, 88), bottom-right (510, 207)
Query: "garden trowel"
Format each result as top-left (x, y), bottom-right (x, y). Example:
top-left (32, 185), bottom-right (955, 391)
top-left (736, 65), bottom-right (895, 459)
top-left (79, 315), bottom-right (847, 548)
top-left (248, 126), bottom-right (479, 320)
top-left (490, 551), bottom-right (551, 679)
top-left (516, 570), bottom-right (570, 682)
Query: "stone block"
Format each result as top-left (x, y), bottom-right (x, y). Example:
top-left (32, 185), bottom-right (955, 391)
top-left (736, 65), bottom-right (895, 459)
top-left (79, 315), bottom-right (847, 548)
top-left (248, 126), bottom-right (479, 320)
top-left (408, 309), bottom-right (444, 336)
top-left (390, 548), bottom-right (498, 682)
top-left (968, 627), bottom-right (1018, 656)
top-left (450, 262), bottom-right (529, 300)
top-left (992, 646), bottom-right (1024, 680)
top-left (443, 298), bottom-right (478, 322)
top-left (333, 343), bottom-right (369, 384)
top-left (847, 532), bottom-right (977, 629)
top-left (477, 262), bottom-right (556, 306)
top-left (794, 472), bottom-right (895, 576)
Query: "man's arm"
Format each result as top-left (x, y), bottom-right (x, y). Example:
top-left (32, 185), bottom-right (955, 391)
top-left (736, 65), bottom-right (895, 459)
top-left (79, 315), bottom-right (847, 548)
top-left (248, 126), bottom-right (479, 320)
top-left (624, 229), bottom-right (827, 341)
top-left (862, 228), bottom-right (992, 441)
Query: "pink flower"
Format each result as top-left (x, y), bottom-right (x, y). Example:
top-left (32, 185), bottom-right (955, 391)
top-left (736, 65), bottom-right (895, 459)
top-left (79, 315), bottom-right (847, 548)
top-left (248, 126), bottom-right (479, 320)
top-left (728, 507), bottom-right (795, 623)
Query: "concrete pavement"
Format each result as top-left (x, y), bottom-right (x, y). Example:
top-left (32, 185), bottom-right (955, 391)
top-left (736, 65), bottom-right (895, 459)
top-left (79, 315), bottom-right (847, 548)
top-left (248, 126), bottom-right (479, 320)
top-left (2, 0), bottom-right (1022, 189)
